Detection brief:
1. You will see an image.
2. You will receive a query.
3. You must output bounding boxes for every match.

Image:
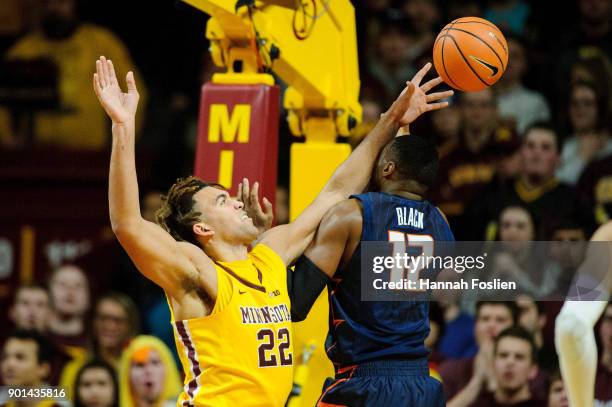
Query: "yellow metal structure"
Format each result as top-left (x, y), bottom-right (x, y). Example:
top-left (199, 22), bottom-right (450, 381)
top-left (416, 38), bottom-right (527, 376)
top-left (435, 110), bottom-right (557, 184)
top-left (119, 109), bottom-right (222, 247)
top-left (180, 1), bottom-right (361, 405)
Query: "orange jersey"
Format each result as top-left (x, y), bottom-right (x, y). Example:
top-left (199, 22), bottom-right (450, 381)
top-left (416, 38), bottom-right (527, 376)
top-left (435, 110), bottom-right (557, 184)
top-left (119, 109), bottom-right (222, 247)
top-left (169, 244), bottom-right (294, 407)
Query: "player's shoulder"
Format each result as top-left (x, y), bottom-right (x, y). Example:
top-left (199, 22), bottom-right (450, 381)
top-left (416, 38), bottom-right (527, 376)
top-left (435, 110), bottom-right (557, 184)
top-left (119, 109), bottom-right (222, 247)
top-left (177, 241), bottom-right (216, 271)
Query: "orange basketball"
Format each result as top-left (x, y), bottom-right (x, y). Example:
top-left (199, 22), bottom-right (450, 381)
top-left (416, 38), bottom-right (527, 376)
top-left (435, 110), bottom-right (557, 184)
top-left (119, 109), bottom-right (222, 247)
top-left (432, 17), bottom-right (508, 92)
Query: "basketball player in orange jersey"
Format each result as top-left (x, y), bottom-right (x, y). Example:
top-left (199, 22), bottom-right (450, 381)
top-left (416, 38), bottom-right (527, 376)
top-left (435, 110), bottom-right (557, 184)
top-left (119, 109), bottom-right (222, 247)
top-left (93, 55), bottom-right (453, 406)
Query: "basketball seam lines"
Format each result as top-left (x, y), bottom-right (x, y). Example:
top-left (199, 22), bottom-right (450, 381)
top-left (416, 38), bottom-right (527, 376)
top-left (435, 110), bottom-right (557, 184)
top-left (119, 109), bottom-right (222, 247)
top-left (445, 35), bottom-right (491, 88)
top-left (450, 20), bottom-right (501, 32)
top-left (440, 21), bottom-right (464, 91)
top-left (443, 27), bottom-right (506, 72)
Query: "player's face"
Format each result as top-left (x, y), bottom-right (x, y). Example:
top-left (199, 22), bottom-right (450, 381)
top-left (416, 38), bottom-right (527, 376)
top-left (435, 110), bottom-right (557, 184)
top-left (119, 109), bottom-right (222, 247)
top-left (499, 207), bottom-right (534, 250)
top-left (50, 266), bottom-right (90, 317)
top-left (475, 305), bottom-right (513, 344)
top-left (461, 90), bottom-right (495, 130)
top-left (193, 187), bottom-right (258, 245)
top-left (548, 379), bottom-right (569, 407)
top-left (129, 350), bottom-right (166, 403)
top-left (516, 295), bottom-right (541, 335)
top-left (94, 299), bottom-right (131, 350)
top-left (10, 287), bottom-right (50, 332)
top-left (599, 305), bottom-right (612, 351)
top-left (569, 85), bottom-right (598, 132)
top-left (0, 339), bottom-right (47, 387)
top-left (522, 129), bottom-right (558, 178)
top-left (493, 337), bottom-right (535, 392)
top-left (78, 367), bottom-right (116, 407)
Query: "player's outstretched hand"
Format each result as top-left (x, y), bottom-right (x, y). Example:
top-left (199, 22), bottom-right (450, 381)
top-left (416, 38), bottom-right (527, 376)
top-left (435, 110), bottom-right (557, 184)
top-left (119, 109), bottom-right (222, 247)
top-left (392, 62), bottom-right (454, 127)
top-left (237, 178), bottom-right (274, 234)
top-left (93, 56), bottom-right (139, 125)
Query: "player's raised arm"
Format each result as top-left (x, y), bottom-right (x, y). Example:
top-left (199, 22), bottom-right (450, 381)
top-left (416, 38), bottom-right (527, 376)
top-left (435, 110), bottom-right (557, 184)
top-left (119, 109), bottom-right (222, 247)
top-left (93, 56), bottom-right (213, 300)
top-left (261, 62), bottom-right (453, 265)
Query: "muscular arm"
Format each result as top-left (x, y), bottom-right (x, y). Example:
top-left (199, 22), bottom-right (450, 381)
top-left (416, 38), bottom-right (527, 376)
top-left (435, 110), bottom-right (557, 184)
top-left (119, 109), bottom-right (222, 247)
top-left (289, 199), bottom-right (362, 321)
top-left (262, 64), bottom-right (452, 265)
top-left (95, 57), bottom-right (215, 300)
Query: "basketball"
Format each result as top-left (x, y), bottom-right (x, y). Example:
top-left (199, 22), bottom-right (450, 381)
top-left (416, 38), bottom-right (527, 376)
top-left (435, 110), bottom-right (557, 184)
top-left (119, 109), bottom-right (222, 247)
top-left (433, 17), bottom-right (508, 92)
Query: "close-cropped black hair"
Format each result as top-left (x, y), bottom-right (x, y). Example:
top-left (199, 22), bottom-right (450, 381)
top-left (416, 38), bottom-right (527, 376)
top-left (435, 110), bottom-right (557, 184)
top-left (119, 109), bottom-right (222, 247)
top-left (386, 135), bottom-right (439, 188)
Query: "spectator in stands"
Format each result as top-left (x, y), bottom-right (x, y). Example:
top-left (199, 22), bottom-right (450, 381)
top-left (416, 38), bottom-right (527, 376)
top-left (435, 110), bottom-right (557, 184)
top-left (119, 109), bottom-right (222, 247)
top-left (516, 294), bottom-right (556, 372)
top-left (92, 292), bottom-right (139, 368)
top-left (483, 0), bottom-right (531, 35)
top-left (0, 0), bottom-right (146, 149)
top-left (440, 301), bottom-right (517, 400)
top-left (433, 270), bottom-right (477, 360)
top-left (446, 0), bottom-right (482, 21)
top-left (595, 302), bottom-right (612, 404)
top-left (73, 359), bottom-right (119, 407)
top-left (365, 10), bottom-right (416, 104)
top-left (570, 47), bottom-right (612, 111)
top-left (576, 151), bottom-right (612, 227)
top-left (448, 326), bottom-right (542, 407)
top-left (430, 89), bottom-right (513, 236)
top-left (547, 370), bottom-right (569, 407)
top-left (496, 34), bottom-right (551, 135)
top-left (0, 330), bottom-right (59, 406)
top-left (9, 283), bottom-right (50, 332)
top-left (59, 292), bottom-right (139, 399)
top-left (47, 264), bottom-right (91, 357)
top-left (557, 80), bottom-right (612, 185)
top-left (118, 336), bottom-right (181, 407)
top-left (490, 207), bottom-right (563, 299)
top-left (479, 123), bottom-right (575, 239)
top-left (431, 101), bottom-right (461, 159)
top-left (400, 0), bottom-right (440, 68)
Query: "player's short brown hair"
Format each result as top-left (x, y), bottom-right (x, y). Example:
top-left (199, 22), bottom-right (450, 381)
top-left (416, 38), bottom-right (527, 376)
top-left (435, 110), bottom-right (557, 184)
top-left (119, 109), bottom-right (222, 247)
top-left (156, 176), bottom-right (224, 246)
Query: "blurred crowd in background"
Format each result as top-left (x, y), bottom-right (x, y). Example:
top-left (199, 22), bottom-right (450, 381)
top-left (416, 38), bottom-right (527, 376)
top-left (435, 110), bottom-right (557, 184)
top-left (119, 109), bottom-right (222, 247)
top-left (0, 0), bottom-right (611, 406)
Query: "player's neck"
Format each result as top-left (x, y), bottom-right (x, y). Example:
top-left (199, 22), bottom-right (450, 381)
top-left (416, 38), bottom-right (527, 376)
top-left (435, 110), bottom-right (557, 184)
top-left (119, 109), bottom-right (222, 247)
top-left (494, 384), bottom-right (531, 404)
top-left (205, 240), bottom-right (249, 263)
top-left (382, 185), bottom-right (424, 201)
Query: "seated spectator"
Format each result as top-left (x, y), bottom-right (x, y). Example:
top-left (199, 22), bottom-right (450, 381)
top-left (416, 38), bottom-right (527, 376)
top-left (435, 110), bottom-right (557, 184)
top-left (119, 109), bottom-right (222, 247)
top-left (448, 326), bottom-right (543, 407)
top-left (0, 330), bottom-right (62, 406)
top-left (430, 102), bottom-right (461, 159)
top-left (429, 89), bottom-right (515, 236)
top-left (547, 370), bottom-right (569, 407)
top-left (9, 283), bottom-right (50, 332)
top-left (47, 264), bottom-right (91, 358)
top-left (365, 10), bottom-right (416, 104)
top-left (595, 302), bottom-right (612, 404)
top-left (7, 283), bottom-right (71, 386)
top-left (439, 301), bottom-right (517, 400)
top-left (496, 34), bottom-right (551, 135)
top-left (480, 123), bottom-right (576, 239)
top-left (118, 336), bottom-right (181, 407)
top-left (556, 80), bottom-right (612, 185)
top-left (576, 151), bottom-right (612, 228)
top-left (491, 206), bottom-right (562, 298)
top-left (0, 0), bottom-right (147, 149)
top-left (516, 294), bottom-right (556, 372)
top-left (60, 292), bottom-right (140, 399)
top-left (73, 359), bottom-right (118, 407)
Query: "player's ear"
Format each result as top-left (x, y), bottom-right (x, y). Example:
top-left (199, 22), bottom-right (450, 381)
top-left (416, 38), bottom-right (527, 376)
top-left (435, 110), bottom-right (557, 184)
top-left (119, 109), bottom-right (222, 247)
top-left (193, 222), bottom-right (215, 241)
top-left (382, 161), bottom-right (396, 177)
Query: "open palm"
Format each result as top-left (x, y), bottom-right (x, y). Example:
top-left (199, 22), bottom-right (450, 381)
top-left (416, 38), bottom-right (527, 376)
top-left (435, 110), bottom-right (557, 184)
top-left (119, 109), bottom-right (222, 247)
top-left (391, 62), bottom-right (454, 127)
top-left (93, 56), bottom-right (139, 124)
